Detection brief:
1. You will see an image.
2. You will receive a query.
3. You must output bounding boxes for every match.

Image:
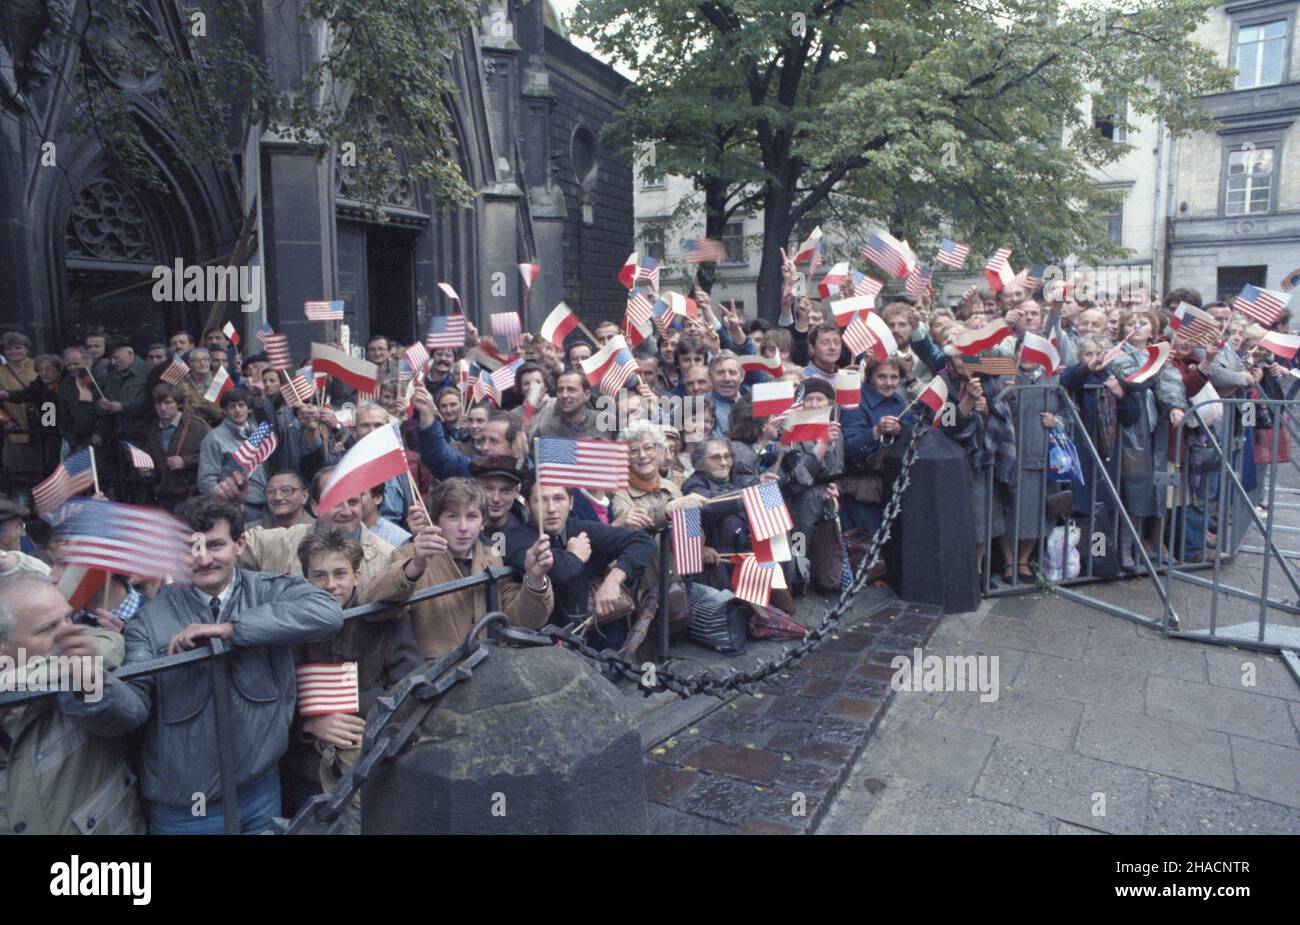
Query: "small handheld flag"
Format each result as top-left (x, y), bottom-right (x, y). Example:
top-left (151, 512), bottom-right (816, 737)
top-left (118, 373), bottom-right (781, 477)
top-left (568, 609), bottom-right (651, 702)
top-left (231, 421), bottom-right (279, 473)
top-left (670, 506), bottom-right (704, 575)
top-left (935, 239), bottom-right (970, 270)
top-left (305, 300), bottom-right (345, 321)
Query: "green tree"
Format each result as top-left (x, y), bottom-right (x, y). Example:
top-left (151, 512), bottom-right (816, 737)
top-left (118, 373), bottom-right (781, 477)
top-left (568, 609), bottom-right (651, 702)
top-left (6, 0), bottom-right (475, 238)
top-left (572, 0), bottom-right (1231, 316)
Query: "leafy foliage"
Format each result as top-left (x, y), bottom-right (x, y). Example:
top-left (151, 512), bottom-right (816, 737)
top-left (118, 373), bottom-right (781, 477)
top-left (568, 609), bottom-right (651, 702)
top-left (572, 0), bottom-right (1233, 312)
top-left (24, 0), bottom-right (476, 215)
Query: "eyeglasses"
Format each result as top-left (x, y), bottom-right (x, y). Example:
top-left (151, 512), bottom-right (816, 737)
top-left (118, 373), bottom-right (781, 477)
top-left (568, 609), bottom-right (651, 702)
top-left (706, 453), bottom-right (733, 463)
top-left (628, 445), bottom-right (661, 458)
top-left (265, 487), bottom-right (302, 497)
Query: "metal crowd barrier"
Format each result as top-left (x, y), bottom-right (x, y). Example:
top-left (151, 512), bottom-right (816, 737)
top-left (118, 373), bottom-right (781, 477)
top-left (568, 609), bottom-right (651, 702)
top-left (968, 381), bottom-right (1299, 681)
top-left (0, 564), bottom-right (515, 834)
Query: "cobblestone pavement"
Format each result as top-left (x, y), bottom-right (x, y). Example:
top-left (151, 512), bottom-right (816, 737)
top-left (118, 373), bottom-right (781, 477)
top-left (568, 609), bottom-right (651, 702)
top-left (631, 597), bottom-right (941, 835)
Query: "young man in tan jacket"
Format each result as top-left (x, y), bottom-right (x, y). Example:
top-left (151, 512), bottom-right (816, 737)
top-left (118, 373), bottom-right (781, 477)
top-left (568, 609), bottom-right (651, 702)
top-left (366, 478), bottom-right (555, 658)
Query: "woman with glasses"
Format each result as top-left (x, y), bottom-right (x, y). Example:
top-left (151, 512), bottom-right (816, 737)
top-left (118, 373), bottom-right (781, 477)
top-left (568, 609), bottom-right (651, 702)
top-left (680, 436), bottom-right (762, 592)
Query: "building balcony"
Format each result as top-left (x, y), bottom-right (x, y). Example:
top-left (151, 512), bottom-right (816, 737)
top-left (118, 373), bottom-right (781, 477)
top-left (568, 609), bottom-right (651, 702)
top-left (1169, 209), bottom-right (1300, 246)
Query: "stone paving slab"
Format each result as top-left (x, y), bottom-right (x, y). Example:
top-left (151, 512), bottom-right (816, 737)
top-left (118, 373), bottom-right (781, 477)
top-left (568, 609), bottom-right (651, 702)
top-left (959, 612), bottom-right (1092, 661)
top-left (973, 740), bottom-right (1150, 834)
top-left (933, 687), bottom-right (1084, 752)
top-left (819, 773), bottom-right (1055, 835)
top-left (1073, 704), bottom-right (1235, 790)
top-left (1145, 774), bottom-right (1300, 835)
top-left (1012, 652), bottom-right (1150, 712)
top-left (1146, 675), bottom-right (1298, 747)
top-left (1083, 627), bottom-right (1209, 683)
top-left (1228, 736), bottom-right (1300, 808)
top-left (849, 715), bottom-right (997, 793)
top-left (1203, 646), bottom-right (1300, 703)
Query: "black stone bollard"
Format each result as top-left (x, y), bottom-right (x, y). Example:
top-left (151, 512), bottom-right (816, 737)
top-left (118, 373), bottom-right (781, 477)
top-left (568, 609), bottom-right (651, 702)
top-left (881, 428), bottom-right (981, 614)
top-left (362, 642), bottom-right (648, 834)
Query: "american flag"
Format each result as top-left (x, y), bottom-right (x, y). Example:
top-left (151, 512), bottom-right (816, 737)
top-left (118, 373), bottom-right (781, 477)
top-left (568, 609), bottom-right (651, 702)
top-left (1236, 284), bottom-right (1287, 326)
top-left (905, 264), bottom-right (932, 299)
top-left (934, 239), bottom-right (970, 269)
top-left (1015, 264), bottom-right (1046, 290)
top-left (731, 554), bottom-right (776, 608)
top-left (231, 421), bottom-right (278, 473)
top-left (1173, 303), bottom-right (1221, 345)
top-left (491, 357), bottom-right (524, 394)
top-left (296, 662), bottom-right (360, 716)
top-left (535, 437), bottom-right (628, 491)
top-left (305, 300), bottom-right (345, 321)
top-left (742, 481), bottom-right (793, 542)
top-left (490, 312), bottom-right (524, 350)
top-left (57, 498), bottom-right (193, 582)
top-left (809, 239), bottom-right (824, 274)
top-left (33, 448), bottom-right (96, 515)
top-left (636, 256), bottom-right (661, 293)
top-left (853, 271), bottom-right (883, 300)
top-left (670, 506), bottom-right (704, 575)
top-left (961, 356), bottom-right (1020, 376)
top-left (404, 342), bottom-right (430, 376)
top-left (471, 369), bottom-right (500, 407)
top-left (258, 325), bottom-right (292, 370)
top-left (1099, 339), bottom-right (1127, 367)
top-left (123, 442), bottom-right (154, 472)
top-left (625, 290), bottom-right (655, 345)
top-left (281, 366), bottom-right (315, 405)
top-left (984, 247), bottom-right (1014, 292)
top-left (860, 230), bottom-right (914, 278)
top-left (683, 237), bottom-right (727, 265)
top-left (426, 314), bottom-right (467, 350)
top-left (159, 356), bottom-right (189, 386)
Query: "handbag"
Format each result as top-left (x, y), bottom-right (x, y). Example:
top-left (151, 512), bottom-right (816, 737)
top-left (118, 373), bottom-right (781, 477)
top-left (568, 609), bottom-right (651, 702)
top-left (810, 506), bottom-right (848, 593)
top-left (841, 474), bottom-right (884, 503)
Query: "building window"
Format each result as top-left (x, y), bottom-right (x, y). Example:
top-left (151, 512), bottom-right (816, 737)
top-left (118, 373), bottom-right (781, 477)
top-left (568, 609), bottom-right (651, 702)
top-left (641, 172), bottom-right (666, 190)
top-left (1093, 95), bottom-right (1127, 143)
top-left (722, 221), bottom-right (746, 264)
top-left (1225, 145), bottom-right (1274, 215)
top-left (642, 226), bottom-right (665, 263)
top-left (1217, 266), bottom-right (1267, 304)
top-left (1234, 19), bottom-right (1287, 89)
top-left (1104, 201), bottom-right (1123, 245)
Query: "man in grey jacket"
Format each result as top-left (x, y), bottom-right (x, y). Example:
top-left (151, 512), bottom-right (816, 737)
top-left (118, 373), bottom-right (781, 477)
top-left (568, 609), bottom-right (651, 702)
top-left (63, 497), bottom-right (343, 834)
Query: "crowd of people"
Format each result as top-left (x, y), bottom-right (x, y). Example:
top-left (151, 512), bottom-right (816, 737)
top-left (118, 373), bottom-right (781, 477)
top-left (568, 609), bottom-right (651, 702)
top-left (2, 247), bottom-right (1296, 835)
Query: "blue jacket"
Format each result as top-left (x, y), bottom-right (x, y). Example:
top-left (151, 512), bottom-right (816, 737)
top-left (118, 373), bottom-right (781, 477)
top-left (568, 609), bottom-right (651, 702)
top-left (416, 419), bottom-right (473, 478)
top-left (841, 384), bottom-right (916, 471)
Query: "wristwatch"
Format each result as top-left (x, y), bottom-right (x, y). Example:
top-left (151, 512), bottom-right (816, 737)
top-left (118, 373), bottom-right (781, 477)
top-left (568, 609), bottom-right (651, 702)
top-left (524, 575), bottom-right (550, 595)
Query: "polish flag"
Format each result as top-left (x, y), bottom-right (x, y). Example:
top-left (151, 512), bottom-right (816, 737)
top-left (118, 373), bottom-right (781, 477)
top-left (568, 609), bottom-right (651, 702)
top-left (1257, 330), bottom-right (1300, 360)
top-left (917, 375), bottom-right (949, 413)
top-left (956, 319), bottom-right (1013, 356)
top-left (753, 531), bottom-right (792, 564)
top-left (830, 295), bottom-right (875, 328)
top-left (751, 381), bottom-right (795, 417)
top-left (580, 335), bottom-right (637, 393)
top-left (816, 262), bottom-right (850, 300)
top-left (843, 311), bottom-right (896, 360)
top-left (737, 353), bottom-right (785, 375)
top-left (618, 252), bottom-right (639, 290)
top-left (57, 564), bottom-right (111, 611)
top-left (1018, 331), bottom-right (1060, 375)
top-left (222, 321), bottom-right (240, 349)
top-left (203, 365), bottom-right (233, 403)
top-left (780, 406), bottom-right (832, 444)
top-left (984, 247), bottom-right (1015, 293)
top-left (1123, 342), bottom-right (1173, 383)
top-left (793, 227), bottom-right (823, 265)
top-left (539, 302), bottom-right (581, 348)
top-left (318, 424), bottom-right (410, 516)
top-left (835, 369), bottom-right (862, 407)
top-left (437, 282), bottom-right (460, 303)
top-left (518, 262), bottom-right (541, 296)
top-left (310, 343), bottom-right (379, 393)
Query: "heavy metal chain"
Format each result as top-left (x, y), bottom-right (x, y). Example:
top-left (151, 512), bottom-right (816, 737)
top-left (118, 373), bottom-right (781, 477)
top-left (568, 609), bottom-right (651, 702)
top-left (497, 417), bottom-right (929, 698)
top-left (274, 422), bottom-right (927, 832)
